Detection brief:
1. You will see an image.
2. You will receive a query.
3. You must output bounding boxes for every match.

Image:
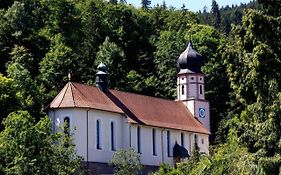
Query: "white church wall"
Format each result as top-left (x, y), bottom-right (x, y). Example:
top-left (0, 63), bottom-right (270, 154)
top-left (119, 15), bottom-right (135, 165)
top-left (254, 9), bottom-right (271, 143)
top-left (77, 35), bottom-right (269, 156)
top-left (49, 108), bottom-right (88, 159)
top-left (122, 117), bottom-right (131, 149)
top-left (87, 109), bottom-right (124, 163)
top-left (131, 125), bottom-right (163, 166)
top-left (185, 100), bottom-right (195, 116)
top-left (49, 108), bottom-right (209, 166)
top-left (189, 133), bottom-right (209, 155)
top-left (49, 108), bottom-right (125, 163)
top-left (198, 133), bottom-right (209, 154)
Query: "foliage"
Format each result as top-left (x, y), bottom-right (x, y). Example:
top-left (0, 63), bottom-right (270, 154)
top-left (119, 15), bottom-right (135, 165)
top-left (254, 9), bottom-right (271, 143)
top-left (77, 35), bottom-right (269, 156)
top-left (95, 37), bottom-right (126, 88)
top-left (221, 8), bottom-right (281, 175)
top-left (211, 0), bottom-right (221, 29)
top-left (6, 46), bottom-right (45, 119)
top-left (153, 137), bottom-right (266, 175)
top-left (0, 110), bottom-right (83, 175)
top-left (0, 74), bottom-right (18, 126)
top-left (109, 148), bottom-right (142, 175)
top-left (198, 1), bottom-right (259, 34)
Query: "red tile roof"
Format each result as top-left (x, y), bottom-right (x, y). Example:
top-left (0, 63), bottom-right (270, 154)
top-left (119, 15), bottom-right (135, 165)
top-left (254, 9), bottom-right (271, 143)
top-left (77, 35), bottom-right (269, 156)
top-left (49, 82), bottom-right (123, 114)
top-left (49, 82), bottom-right (209, 134)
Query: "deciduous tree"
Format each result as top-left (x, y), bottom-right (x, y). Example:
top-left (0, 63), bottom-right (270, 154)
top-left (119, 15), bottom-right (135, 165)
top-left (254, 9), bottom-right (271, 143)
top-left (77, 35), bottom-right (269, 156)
top-left (0, 110), bottom-right (84, 175)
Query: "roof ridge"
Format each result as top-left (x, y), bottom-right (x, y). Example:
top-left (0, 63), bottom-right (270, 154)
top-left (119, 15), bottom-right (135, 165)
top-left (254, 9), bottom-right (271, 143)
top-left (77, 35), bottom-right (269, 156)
top-left (70, 82), bottom-right (91, 108)
top-left (71, 82), bottom-right (177, 103)
top-left (69, 82), bottom-right (76, 107)
top-left (58, 82), bottom-right (70, 107)
top-left (110, 89), bottom-right (177, 102)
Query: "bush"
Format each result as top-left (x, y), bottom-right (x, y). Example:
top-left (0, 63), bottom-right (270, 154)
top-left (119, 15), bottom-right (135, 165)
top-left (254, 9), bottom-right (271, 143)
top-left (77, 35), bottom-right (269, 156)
top-left (109, 148), bottom-right (142, 175)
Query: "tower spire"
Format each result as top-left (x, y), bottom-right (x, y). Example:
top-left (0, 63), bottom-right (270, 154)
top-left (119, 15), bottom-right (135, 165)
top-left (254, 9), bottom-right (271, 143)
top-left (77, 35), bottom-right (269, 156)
top-left (177, 41), bottom-right (210, 132)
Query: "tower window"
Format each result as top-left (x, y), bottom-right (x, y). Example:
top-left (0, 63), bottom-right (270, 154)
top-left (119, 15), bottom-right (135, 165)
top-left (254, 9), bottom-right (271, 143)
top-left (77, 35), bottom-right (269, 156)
top-left (96, 120), bottom-right (101, 149)
top-left (152, 128), bottom-right (156, 156)
top-left (182, 78), bottom-right (184, 80)
top-left (111, 122), bottom-right (116, 151)
top-left (202, 139), bottom-right (204, 145)
top-left (199, 85), bottom-right (203, 94)
top-left (137, 126), bottom-right (141, 153)
top-left (200, 77), bottom-right (202, 81)
top-left (167, 130), bottom-right (171, 157)
top-left (191, 77), bottom-right (194, 80)
top-left (64, 117), bottom-right (70, 136)
top-left (181, 85), bottom-right (185, 95)
top-left (181, 132), bottom-right (185, 147)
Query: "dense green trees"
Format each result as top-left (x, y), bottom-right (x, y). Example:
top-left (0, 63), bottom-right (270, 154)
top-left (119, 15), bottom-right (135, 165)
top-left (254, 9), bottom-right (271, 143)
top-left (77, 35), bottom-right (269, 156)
top-left (0, 111), bottom-right (83, 174)
top-left (141, 0), bottom-right (151, 9)
top-left (211, 0), bottom-right (221, 29)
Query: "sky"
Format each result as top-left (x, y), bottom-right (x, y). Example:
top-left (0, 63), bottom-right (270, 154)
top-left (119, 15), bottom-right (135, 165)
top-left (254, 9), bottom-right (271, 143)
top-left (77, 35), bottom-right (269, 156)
top-left (127, 0), bottom-right (253, 12)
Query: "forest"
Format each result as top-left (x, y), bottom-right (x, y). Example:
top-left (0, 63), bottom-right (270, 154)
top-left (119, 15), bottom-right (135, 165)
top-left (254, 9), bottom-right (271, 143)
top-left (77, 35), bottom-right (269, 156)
top-left (0, 0), bottom-right (280, 174)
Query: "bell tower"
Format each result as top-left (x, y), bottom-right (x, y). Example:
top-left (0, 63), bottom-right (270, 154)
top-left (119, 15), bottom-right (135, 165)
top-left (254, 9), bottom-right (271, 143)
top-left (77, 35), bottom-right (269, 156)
top-left (177, 42), bottom-right (210, 132)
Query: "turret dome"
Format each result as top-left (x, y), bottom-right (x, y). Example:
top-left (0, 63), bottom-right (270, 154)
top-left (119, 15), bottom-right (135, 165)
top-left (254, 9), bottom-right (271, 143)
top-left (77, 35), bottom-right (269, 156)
top-left (178, 42), bottom-right (204, 73)
top-left (97, 62), bottom-right (107, 72)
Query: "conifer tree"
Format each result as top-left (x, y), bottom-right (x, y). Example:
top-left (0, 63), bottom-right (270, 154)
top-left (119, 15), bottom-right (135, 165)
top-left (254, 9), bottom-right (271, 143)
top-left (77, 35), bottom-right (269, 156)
top-left (141, 0), bottom-right (151, 9)
top-left (119, 0), bottom-right (126, 4)
top-left (211, 0), bottom-right (221, 29)
top-left (110, 0), bottom-right (118, 4)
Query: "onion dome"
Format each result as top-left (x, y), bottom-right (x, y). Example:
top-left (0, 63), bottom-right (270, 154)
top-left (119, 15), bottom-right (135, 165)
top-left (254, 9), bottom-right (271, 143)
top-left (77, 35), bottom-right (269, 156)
top-left (178, 42), bottom-right (204, 73)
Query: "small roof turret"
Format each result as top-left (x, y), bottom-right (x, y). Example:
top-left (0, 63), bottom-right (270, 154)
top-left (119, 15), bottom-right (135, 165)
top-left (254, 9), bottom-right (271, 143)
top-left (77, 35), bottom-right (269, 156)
top-left (178, 42), bottom-right (204, 73)
top-left (96, 62), bottom-right (108, 92)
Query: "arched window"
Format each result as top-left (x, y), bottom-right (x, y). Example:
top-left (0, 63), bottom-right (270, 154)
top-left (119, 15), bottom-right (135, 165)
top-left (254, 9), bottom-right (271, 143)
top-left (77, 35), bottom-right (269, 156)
top-left (181, 132), bottom-right (185, 147)
top-left (96, 120), bottom-right (101, 149)
top-left (152, 128), bottom-right (156, 156)
top-left (64, 117), bottom-right (70, 136)
top-left (137, 126), bottom-right (141, 153)
top-left (181, 85), bottom-right (185, 95)
top-left (111, 122), bottom-right (116, 151)
top-left (199, 85), bottom-right (203, 95)
top-left (167, 130), bottom-right (171, 157)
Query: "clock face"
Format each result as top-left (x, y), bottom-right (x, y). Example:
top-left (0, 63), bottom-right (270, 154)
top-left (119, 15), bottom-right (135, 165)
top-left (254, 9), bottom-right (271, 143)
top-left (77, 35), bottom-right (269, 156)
top-left (199, 108), bottom-right (206, 118)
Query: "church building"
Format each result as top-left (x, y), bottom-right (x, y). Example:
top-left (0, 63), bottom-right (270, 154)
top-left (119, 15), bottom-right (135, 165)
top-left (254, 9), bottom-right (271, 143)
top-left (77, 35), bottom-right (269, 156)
top-left (48, 42), bottom-right (210, 174)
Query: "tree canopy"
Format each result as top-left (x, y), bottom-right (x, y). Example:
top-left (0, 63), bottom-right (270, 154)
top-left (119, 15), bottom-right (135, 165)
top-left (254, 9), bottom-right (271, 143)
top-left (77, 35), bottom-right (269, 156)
top-left (0, 111), bottom-right (83, 174)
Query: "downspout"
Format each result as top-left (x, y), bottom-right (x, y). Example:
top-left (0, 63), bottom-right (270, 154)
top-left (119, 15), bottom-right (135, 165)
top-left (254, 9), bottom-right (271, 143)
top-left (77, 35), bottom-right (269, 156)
top-left (86, 109), bottom-right (89, 171)
top-left (189, 133), bottom-right (192, 156)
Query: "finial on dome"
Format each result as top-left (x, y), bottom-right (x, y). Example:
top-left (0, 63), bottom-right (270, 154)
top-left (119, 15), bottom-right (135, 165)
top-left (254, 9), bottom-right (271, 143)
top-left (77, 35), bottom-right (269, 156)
top-left (68, 69), bottom-right (72, 82)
